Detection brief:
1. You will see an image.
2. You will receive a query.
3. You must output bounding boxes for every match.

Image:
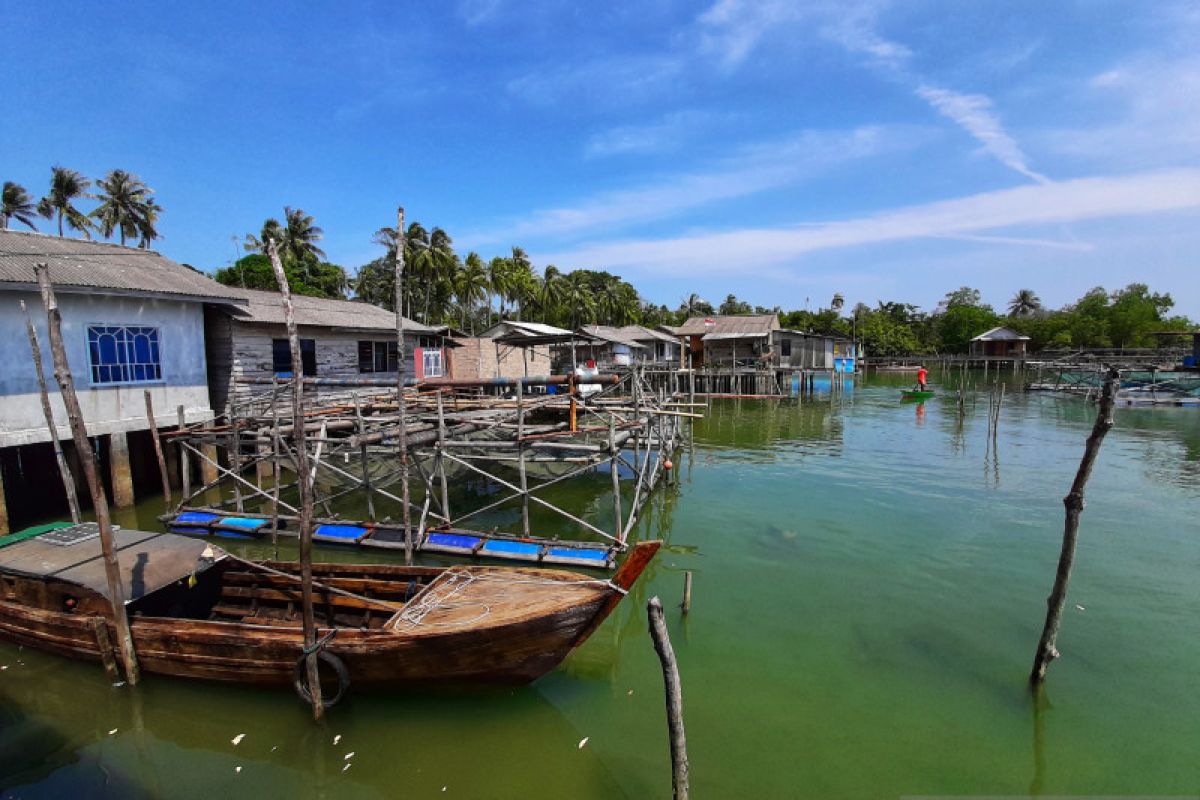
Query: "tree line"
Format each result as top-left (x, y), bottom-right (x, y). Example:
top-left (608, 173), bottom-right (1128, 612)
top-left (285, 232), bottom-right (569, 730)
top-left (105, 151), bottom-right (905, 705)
top-left (2, 167), bottom-right (161, 246)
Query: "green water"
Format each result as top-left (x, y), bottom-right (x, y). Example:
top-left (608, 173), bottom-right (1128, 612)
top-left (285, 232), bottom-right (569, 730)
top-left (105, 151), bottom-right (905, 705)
top-left (3, 372), bottom-right (1199, 798)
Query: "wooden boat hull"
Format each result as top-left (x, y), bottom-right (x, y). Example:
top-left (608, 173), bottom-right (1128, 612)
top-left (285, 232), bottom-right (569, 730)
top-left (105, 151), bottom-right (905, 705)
top-left (900, 390), bottom-right (935, 401)
top-left (0, 537), bottom-right (661, 691)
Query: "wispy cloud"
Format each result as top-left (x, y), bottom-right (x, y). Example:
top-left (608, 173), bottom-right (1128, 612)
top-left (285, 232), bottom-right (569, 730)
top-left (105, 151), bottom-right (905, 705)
top-left (462, 125), bottom-right (922, 246)
top-left (915, 86), bottom-right (1049, 183)
top-left (536, 169), bottom-right (1200, 274)
top-left (506, 54), bottom-right (683, 106)
top-left (585, 111), bottom-right (718, 157)
top-left (457, 0), bottom-right (504, 26)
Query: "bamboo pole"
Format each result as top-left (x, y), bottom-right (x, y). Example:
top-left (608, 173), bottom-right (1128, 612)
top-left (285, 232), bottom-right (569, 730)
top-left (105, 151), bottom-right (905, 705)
top-left (353, 392), bottom-right (376, 520)
top-left (1029, 369), bottom-right (1119, 686)
top-left (267, 239), bottom-right (324, 719)
top-left (20, 299), bottom-right (81, 524)
top-left (394, 206), bottom-right (413, 566)
top-left (517, 380), bottom-right (530, 537)
top-left (269, 380), bottom-right (282, 560)
top-left (143, 391), bottom-right (173, 510)
top-left (647, 596), bottom-right (689, 800)
top-left (435, 391), bottom-right (450, 522)
top-left (681, 572), bottom-right (693, 614)
top-left (609, 413), bottom-right (622, 542)
top-left (33, 263), bottom-right (139, 685)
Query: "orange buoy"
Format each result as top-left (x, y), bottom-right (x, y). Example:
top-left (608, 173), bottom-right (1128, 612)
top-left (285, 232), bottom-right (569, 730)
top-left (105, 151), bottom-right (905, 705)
top-left (663, 459), bottom-right (673, 471)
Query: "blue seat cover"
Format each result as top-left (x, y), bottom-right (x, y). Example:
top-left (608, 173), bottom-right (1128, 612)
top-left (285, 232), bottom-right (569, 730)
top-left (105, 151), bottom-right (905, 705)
top-left (316, 524), bottom-right (368, 540)
top-left (214, 530), bottom-right (256, 540)
top-left (548, 547), bottom-right (608, 561)
top-left (218, 517), bottom-right (268, 530)
top-left (426, 533), bottom-right (481, 550)
top-left (169, 526), bottom-right (213, 536)
top-left (174, 511), bottom-right (220, 525)
top-left (482, 540), bottom-right (541, 555)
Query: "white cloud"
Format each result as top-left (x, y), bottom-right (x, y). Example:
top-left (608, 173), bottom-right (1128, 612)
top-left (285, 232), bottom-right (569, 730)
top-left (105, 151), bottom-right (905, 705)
top-left (457, 0), bottom-right (504, 26)
top-left (536, 169), bottom-right (1200, 275)
top-left (695, 0), bottom-right (806, 68)
top-left (462, 125), bottom-right (921, 245)
top-left (506, 54), bottom-right (683, 106)
top-left (915, 86), bottom-right (1049, 184)
top-left (585, 111), bottom-right (715, 157)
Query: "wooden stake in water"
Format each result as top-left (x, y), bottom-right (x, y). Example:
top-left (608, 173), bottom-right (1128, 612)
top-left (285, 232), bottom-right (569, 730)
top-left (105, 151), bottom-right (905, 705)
top-left (177, 405), bottom-right (191, 503)
top-left (648, 596), bottom-right (689, 799)
top-left (1029, 369), bottom-right (1119, 686)
top-left (266, 239), bottom-right (324, 719)
top-left (394, 206), bottom-right (413, 565)
top-left (20, 299), bottom-right (81, 524)
top-left (681, 571), bottom-right (693, 614)
top-left (143, 391), bottom-right (173, 510)
top-left (33, 263), bottom-right (140, 685)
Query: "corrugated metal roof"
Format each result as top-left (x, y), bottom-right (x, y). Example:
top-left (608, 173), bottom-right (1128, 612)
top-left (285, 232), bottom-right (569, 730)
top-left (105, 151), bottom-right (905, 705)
top-left (0, 229), bottom-right (246, 302)
top-left (233, 288), bottom-right (433, 332)
top-left (481, 320), bottom-right (573, 338)
top-left (702, 331), bottom-right (769, 341)
top-left (620, 324), bottom-right (678, 345)
top-left (581, 325), bottom-right (647, 348)
top-left (675, 314), bottom-right (779, 336)
top-left (971, 326), bottom-right (1030, 341)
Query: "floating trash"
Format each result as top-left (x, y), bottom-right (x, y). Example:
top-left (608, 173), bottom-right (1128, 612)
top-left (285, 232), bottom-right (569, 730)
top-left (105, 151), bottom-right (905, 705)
top-left (232, 733), bottom-right (246, 746)
top-left (578, 737), bottom-right (589, 749)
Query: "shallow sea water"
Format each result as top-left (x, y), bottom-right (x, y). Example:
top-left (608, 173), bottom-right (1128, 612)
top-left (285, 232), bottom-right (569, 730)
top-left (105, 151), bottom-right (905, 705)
top-left (2, 371), bottom-right (1198, 798)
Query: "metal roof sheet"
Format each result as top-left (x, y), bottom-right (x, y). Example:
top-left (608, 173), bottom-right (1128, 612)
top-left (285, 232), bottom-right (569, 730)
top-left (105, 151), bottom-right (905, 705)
top-left (676, 314), bottom-right (779, 336)
top-left (0, 230), bottom-right (246, 302)
top-left (232, 288), bottom-right (433, 332)
top-left (971, 326), bottom-right (1031, 341)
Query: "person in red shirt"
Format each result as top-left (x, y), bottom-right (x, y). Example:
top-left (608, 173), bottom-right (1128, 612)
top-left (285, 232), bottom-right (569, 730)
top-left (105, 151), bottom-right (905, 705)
top-left (916, 366), bottom-right (928, 391)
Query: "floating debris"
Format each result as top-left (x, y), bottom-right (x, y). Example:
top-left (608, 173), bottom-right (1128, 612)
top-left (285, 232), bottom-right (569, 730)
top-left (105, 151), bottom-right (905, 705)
top-left (108, 728), bottom-right (118, 735)
top-left (235, 766), bottom-right (242, 774)
top-left (112, 681), bottom-right (126, 688)
top-left (333, 734), bottom-right (341, 745)
top-left (231, 733), bottom-right (246, 746)
top-left (344, 752), bottom-right (355, 760)
top-left (1075, 604), bottom-right (1086, 612)
top-left (342, 764), bottom-right (351, 772)
top-left (627, 689), bottom-right (634, 696)
top-left (578, 737), bottom-right (589, 749)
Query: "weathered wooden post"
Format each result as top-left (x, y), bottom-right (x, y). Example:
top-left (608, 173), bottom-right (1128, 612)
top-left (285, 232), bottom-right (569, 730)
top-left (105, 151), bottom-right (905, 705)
top-left (1029, 369), bottom-right (1119, 686)
top-left (143, 391), bottom-right (173, 510)
top-left (266, 240), bottom-right (324, 719)
top-left (647, 596), bottom-right (689, 799)
top-left (609, 413), bottom-right (623, 542)
top-left (435, 390), bottom-right (450, 523)
top-left (33, 263), bottom-right (140, 685)
top-left (681, 571), bottom-right (693, 614)
top-left (353, 392), bottom-right (376, 520)
top-left (516, 379), bottom-right (531, 537)
top-left (394, 206), bottom-right (414, 565)
top-left (176, 405), bottom-right (191, 504)
top-left (20, 300), bottom-right (81, 524)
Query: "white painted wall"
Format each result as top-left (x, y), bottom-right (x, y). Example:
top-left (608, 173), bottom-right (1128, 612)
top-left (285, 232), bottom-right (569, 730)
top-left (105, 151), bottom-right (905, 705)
top-left (0, 290), bottom-right (213, 448)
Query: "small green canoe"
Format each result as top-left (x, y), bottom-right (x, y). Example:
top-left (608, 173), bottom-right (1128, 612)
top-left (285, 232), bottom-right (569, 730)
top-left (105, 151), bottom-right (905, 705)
top-left (900, 390), bottom-right (935, 401)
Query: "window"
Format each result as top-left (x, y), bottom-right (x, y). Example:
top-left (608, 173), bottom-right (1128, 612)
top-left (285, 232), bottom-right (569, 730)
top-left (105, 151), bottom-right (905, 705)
top-left (88, 325), bottom-right (162, 385)
top-left (272, 338), bottom-right (316, 377)
top-left (781, 338), bottom-right (792, 357)
top-left (422, 348), bottom-right (444, 378)
top-left (358, 340), bottom-right (399, 373)
top-left (418, 335), bottom-right (441, 349)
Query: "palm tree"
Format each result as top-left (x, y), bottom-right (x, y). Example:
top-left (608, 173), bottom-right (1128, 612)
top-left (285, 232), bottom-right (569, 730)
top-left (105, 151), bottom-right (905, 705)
top-left (831, 293), bottom-right (845, 312)
top-left (487, 256), bottom-right (511, 320)
top-left (1008, 288), bottom-right (1042, 317)
top-left (244, 218), bottom-right (283, 254)
top-left (1, 181), bottom-right (39, 230)
top-left (280, 206), bottom-right (326, 264)
top-left (537, 265), bottom-right (567, 325)
top-left (564, 278), bottom-right (597, 328)
top-left (91, 170), bottom-right (159, 246)
top-left (456, 253), bottom-right (490, 332)
top-left (37, 166), bottom-right (94, 237)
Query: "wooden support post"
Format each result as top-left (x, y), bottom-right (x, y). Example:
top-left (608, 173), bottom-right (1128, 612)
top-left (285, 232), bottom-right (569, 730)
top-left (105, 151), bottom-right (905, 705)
top-left (20, 300), bottom-right (81, 524)
top-left (681, 571), bottom-right (692, 614)
top-left (270, 380), bottom-right (283, 560)
top-left (89, 616), bottom-right (121, 681)
top-left (177, 406), bottom-right (191, 503)
top-left (108, 430), bottom-right (135, 508)
top-left (353, 392), bottom-right (376, 521)
top-left (200, 440), bottom-right (219, 486)
top-left (394, 206), bottom-right (413, 566)
top-left (648, 597), bottom-right (689, 800)
top-left (609, 413), bottom-right (622, 542)
top-left (436, 391), bottom-right (450, 523)
top-left (517, 380), bottom-right (531, 537)
top-left (34, 263), bottom-right (139, 685)
top-left (227, 391), bottom-right (244, 512)
top-left (0, 467), bottom-right (7, 536)
top-left (267, 240), bottom-right (324, 720)
top-left (143, 391), bottom-right (173, 510)
top-left (1030, 369), bottom-right (1119, 686)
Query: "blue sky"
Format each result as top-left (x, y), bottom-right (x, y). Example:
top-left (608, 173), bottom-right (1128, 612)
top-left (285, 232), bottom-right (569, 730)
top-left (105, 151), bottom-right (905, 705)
top-left (3, 0), bottom-right (1198, 316)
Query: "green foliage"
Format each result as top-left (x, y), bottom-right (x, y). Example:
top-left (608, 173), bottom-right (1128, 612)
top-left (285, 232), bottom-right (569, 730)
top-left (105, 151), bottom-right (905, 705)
top-left (215, 254), bottom-right (348, 299)
top-left (719, 294), bottom-right (753, 315)
top-left (2, 181), bottom-right (39, 230)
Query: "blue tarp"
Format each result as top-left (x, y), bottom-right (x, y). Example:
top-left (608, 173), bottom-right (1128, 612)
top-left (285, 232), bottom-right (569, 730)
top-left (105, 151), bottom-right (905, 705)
top-left (315, 524), bottom-right (368, 540)
top-left (548, 547), bottom-right (608, 561)
top-left (218, 517), bottom-right (268, 531)
top-left (482, 540), bottom-right (541, 556)
top-left (169, 527), bottom-right (213, 536)
top-left (174, 511), bottom-right (220, 525)
top-left (426, 533), bottom-right (481, 550)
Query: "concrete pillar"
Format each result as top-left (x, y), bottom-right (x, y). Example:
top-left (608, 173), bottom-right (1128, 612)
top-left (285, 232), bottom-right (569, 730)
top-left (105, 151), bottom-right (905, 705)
top-left (0, 462), bottom-right (9, 535)
top-left (108, 431), bottom-right (136, 508)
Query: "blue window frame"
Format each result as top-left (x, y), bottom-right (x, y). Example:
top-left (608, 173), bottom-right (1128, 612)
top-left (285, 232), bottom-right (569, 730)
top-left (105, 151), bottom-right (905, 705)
top-left (87, 325), bottom-right (162, 385)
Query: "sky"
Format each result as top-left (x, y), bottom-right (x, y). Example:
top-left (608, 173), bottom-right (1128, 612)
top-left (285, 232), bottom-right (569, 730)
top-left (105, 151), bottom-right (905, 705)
top-left (2, 0), bottom-right (1198, 317)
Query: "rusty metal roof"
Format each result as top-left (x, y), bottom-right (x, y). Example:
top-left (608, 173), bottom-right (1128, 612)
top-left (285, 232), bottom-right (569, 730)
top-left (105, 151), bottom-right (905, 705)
top-left (0, 229), bottom-right (246, 303)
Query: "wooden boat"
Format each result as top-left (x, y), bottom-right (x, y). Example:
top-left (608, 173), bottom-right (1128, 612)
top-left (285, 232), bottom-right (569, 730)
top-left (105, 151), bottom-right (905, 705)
top-left (900, 389), bottom-right (935, 401)
top-left (0, 523), bottom-right (660, 696)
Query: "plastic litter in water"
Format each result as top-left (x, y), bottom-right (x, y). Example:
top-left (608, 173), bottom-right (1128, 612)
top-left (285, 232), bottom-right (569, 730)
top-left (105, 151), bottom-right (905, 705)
top-left (232, 733), bottom-right (246, 746)
top-left (578, 737), bottom-right (589, 749)
top-left (235, 766), bottom-right (242, 774)
top-left (108, 728), bottom-right (118, 735)
top-left (333, 734), bottom-right (341, 745)
top-left (345, 752), bottom-right (355, 760)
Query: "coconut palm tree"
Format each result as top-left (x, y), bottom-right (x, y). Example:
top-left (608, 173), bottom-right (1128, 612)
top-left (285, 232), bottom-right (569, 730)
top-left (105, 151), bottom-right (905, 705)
top-left (564, 277), bottom-right (597, 328)
top-left (487, 256), bottom-right (511, 320)
top-left (1, 181), bottom-right (39, 230)
top-left (244, 218), bottom-right (284, 254)
top-left (91, 170), bottom-right (159, 246)
top-left (280, 206), bottom-right (326, 264)
top-left (1008, 288), bottom-right (1042, 317)
top-left (37, 166), bottom-right (94, 237)
top-left (456, 252), bottom-right (490, 332)
top-left (537, 265), bottom-right (567, 325)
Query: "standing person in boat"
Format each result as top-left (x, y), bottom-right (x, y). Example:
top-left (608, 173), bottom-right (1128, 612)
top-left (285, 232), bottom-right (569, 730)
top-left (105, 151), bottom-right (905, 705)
top-left (916, 365), bottom-right (928, 392)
